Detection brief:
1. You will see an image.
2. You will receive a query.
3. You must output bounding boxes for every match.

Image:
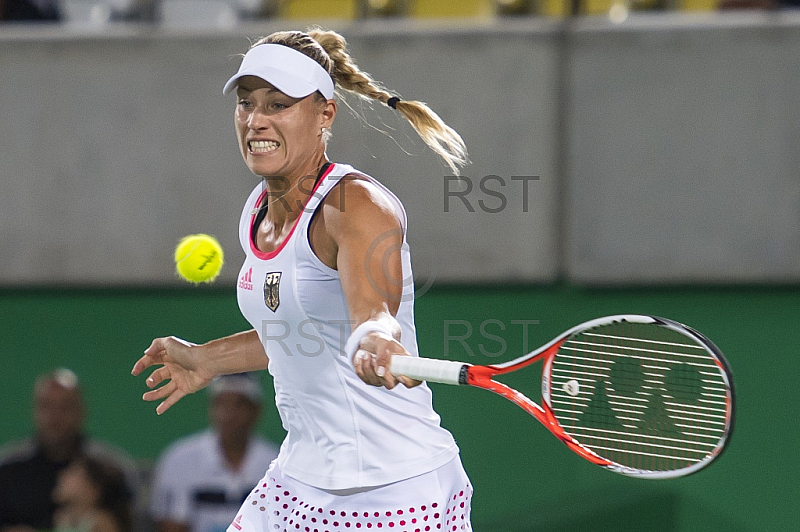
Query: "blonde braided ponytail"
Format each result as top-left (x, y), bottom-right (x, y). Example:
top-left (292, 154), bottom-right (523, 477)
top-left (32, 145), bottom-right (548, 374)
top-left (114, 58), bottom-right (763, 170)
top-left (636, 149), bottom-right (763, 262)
top-left (253, 28), bottom-right (469, 174)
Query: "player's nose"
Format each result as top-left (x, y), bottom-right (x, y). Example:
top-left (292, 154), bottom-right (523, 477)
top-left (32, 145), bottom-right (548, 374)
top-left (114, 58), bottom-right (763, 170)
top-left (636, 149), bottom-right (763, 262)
top-left (247, 108), bottom-right (271, 130)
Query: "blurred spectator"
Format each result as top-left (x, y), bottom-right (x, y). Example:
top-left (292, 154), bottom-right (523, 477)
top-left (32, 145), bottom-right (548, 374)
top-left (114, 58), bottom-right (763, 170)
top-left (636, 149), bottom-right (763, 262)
top-left (149, 373), bottom-right (278, 532)
top-left (0, 0), bottom-right (60, 21)
top-left (53, 456), bottom-right (133, 532)
top-left (0, 369), bottom-right (140, 532)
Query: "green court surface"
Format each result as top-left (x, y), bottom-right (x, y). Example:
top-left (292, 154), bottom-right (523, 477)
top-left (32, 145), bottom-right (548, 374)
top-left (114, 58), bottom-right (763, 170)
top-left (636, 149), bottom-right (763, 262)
top-left (0, 284), bottom-right (794, 531)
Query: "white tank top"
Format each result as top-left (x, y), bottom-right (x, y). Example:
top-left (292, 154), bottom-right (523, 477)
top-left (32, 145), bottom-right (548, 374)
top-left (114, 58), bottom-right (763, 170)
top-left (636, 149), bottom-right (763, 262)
top-left (236, 163), bottom-right (458, 490)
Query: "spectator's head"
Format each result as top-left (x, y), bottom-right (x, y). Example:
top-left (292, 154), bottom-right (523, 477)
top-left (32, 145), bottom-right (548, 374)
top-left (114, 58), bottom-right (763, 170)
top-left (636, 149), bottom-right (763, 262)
top-left (53, 456), bottom-right (132, 532)
top-left (207, 373), bottom-right (262, 441)
top-left (33, 368), bottom-right (85, 456)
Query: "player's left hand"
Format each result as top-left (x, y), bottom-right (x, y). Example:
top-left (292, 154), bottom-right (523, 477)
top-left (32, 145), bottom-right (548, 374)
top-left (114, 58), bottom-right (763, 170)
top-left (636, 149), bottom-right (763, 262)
top-left (131, 336), bottom-right (215, 414)
top-left (353, 332), bottom-right (421, 390)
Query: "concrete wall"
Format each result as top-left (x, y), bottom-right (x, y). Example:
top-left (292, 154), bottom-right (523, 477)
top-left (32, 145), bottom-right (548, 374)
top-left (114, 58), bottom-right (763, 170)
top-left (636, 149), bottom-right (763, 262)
top-left (2, 13), bottom-right (799, 286)
top-left (0, 20), bottom-right (561, 286)
top-left (565, 13), bottom-right (800, 283)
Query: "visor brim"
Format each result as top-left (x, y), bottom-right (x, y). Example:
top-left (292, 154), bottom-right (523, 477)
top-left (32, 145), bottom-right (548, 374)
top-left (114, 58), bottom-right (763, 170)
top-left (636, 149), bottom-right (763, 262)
top-left (223, 67), bottom-right (322, 99)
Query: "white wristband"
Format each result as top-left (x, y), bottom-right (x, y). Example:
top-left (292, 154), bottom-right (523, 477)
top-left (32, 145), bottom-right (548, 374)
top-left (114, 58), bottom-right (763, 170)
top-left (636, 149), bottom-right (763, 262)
top-left (344, 321), bottom-right (395, 365)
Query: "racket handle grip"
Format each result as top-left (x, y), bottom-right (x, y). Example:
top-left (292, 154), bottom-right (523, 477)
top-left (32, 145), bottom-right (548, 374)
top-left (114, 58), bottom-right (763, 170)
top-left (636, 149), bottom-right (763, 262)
top-left (390, 355), bottom-right (469, 386)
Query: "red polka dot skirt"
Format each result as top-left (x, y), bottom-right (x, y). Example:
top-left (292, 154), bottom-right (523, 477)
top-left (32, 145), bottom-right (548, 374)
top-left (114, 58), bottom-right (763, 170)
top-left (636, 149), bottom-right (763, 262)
top-left (229, 457), bottom-right (472, 532)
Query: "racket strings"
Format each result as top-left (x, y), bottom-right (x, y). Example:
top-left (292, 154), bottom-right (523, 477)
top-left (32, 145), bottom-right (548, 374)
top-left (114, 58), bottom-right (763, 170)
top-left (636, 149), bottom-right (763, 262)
top-left (548, 321), bottom-right (730, 474)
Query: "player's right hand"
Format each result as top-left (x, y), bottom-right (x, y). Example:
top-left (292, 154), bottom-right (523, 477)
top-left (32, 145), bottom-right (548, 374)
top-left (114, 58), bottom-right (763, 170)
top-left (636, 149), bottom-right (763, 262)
top-left (353, 332), bottom-right (421, 390)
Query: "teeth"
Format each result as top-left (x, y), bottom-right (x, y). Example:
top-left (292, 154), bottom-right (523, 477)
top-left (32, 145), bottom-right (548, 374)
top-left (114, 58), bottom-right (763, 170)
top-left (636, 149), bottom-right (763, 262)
top-left (249, 140), bottom-right (280, 153)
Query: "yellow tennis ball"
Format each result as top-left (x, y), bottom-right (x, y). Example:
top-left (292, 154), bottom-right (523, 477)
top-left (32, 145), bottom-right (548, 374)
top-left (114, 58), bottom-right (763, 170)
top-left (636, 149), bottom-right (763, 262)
top-left (174, 234), bottom-right (224, 284)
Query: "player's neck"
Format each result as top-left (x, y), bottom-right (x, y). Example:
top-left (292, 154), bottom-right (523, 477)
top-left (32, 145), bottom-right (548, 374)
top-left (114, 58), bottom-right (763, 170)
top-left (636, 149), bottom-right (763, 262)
top-left (263, 155), bottom-right (330, 226)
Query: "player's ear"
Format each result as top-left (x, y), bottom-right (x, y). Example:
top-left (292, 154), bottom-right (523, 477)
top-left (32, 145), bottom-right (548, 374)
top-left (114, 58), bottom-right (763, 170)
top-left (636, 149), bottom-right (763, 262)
top-left (319, 97), bottom-right (337, 130)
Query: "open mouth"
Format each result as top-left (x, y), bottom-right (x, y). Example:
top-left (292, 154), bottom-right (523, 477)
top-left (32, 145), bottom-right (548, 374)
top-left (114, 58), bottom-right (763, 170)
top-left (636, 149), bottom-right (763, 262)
top-left (249, 140), bottom-right (280, 154)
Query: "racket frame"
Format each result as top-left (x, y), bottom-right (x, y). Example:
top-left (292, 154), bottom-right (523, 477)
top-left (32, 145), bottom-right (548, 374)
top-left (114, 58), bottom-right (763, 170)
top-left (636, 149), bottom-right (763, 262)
top-left (391, 314), bottom-right (735, 479)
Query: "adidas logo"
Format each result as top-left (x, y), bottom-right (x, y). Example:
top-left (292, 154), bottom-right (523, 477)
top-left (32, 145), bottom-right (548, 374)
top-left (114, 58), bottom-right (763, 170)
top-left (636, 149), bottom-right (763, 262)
top-left (238, 267), bottom-right (254, 291)
top-left (232, 514), bottom-right (242, 531)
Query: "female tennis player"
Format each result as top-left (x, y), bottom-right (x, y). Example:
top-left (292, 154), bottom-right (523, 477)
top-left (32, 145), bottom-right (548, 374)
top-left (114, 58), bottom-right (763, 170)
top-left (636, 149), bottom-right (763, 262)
top-left (131, 29), bottom-right (472, 531)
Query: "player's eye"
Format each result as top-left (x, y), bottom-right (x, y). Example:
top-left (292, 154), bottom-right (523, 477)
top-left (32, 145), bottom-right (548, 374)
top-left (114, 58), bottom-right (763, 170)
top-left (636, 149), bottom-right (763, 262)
top-left (238, 99), bottom-right (253, 109)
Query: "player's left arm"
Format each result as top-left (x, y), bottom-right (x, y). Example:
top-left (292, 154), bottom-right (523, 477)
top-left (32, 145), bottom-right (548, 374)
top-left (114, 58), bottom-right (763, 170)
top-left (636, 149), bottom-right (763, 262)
top-left (310, 175), bottom-right (419, 390)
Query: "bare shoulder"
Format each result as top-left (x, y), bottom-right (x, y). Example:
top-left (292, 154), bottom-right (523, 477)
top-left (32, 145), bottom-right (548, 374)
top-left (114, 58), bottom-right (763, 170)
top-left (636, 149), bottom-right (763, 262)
top-left (321, 174), bottom-right (401, 233)
top-left (309, 174), bottom-right (404, 268)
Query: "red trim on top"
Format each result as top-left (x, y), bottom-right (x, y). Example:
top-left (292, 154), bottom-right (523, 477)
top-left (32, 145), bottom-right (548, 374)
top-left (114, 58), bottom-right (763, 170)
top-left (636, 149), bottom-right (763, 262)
top-left (249, 163), bottom-right (337, 261)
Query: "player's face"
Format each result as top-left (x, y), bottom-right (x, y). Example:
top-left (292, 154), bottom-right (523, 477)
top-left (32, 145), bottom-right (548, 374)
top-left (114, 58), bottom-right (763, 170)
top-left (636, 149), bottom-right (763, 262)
top-left (234, 76), bottom-right (334, 179)
top-left (210, 392), bottom-right (260, 439)
top-left (34, 381), bottom-right (84, 448)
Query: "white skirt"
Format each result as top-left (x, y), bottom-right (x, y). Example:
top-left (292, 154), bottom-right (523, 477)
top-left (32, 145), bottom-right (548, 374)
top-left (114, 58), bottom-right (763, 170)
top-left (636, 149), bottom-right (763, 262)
top-left (228, 456), bottom-right (472, 532)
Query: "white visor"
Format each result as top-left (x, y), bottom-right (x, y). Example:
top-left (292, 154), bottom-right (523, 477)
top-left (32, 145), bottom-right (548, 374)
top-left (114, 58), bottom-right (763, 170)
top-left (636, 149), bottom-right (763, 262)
top-left (222, 43), bottom-right (335, 100)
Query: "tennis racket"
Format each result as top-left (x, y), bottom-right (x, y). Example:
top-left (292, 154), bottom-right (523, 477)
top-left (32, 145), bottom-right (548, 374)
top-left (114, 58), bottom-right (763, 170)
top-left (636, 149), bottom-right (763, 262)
top-left (391, 315), bottom-right (735, 479)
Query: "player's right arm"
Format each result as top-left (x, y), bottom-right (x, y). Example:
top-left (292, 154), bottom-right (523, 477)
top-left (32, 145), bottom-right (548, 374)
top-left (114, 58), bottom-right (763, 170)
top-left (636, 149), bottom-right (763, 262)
top-left (131, 329), bottom-right (268, 415)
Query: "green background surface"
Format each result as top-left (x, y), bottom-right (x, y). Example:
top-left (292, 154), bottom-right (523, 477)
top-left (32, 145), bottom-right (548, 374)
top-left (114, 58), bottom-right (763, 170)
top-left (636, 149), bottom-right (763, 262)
top-left (0, 284), bottom-right (793, 530)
